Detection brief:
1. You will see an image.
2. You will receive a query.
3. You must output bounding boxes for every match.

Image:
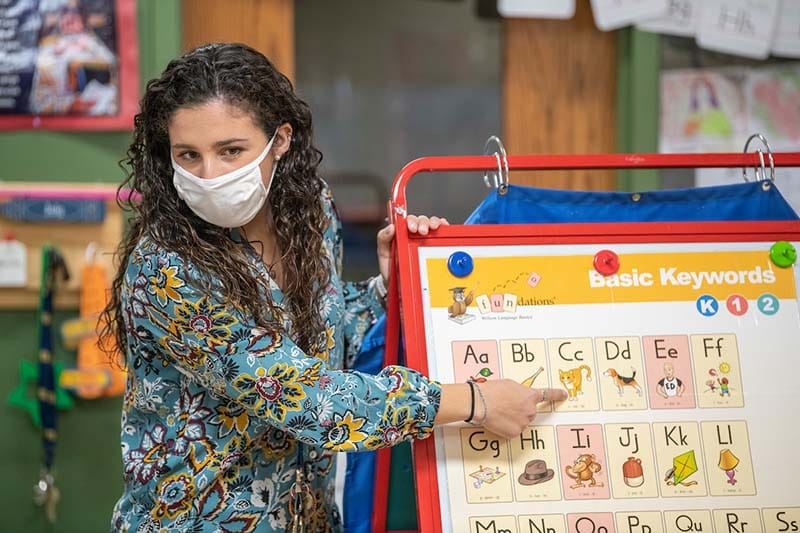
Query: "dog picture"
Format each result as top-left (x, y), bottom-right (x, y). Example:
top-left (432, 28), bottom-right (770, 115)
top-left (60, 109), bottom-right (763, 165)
top-left (603, 367), bottom-right (643, 396)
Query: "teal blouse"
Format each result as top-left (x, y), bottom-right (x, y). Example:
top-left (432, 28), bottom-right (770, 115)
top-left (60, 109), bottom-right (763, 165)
top-left (110, 189), bottom-right (441, 532)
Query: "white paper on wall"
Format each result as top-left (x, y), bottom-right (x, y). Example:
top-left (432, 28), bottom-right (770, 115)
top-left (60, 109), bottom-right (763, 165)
top-left (0, 239), bottom-right (27, 287)
top-left (697, 0), bottom-right (781, 59)
top-left (497, 0), bottom-right (575, 19)
top-left (590, 0), bottom-right (668, 31)
top-left (637, 0), bottom-right (699, 37)
top-left (772, 1), bottom-right (800, 58)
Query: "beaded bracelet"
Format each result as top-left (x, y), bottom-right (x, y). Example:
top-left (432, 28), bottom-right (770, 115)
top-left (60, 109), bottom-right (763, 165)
top-left (473, 382), bottom-right (488, 425)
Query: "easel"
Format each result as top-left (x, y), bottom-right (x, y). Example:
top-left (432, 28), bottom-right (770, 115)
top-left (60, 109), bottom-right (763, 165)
top-left (372, 136), bottom-right (800, 533)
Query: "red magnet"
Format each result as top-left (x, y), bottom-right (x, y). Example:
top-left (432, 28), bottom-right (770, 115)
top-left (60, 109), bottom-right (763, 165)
top-left (594, 250), bottom-right (620, 276)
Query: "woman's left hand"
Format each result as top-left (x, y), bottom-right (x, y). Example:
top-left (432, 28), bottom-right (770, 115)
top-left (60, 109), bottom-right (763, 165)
top-left (377, 215), bottom-right (449, 284)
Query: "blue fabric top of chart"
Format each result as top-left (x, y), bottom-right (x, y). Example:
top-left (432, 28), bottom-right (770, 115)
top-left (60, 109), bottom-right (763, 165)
top-left (465, 181), bottom-right (798, 224)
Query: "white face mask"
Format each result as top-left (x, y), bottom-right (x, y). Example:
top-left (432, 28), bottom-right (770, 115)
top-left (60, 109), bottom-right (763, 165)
top-left (171, 132), bottom-right (278, 228)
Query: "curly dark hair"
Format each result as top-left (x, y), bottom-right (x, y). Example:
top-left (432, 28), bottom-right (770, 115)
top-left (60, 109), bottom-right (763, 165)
top-left (101, 43), bottom-right (329, 361)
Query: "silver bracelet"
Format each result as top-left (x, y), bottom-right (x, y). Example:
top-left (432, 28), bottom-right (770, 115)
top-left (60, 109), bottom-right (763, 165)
top-left (373, 275), bottom-right (388, 304)
top-left (471, 381), bottom-right (488, 426)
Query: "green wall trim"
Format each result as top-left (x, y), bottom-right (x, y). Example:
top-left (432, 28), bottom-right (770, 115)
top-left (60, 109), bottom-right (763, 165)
top-left (616, 28), bottom-right (661, 192)
top-left (143, 0), bottom-right (183, 85)
top-left (0, 0), bottom-right (182, 184)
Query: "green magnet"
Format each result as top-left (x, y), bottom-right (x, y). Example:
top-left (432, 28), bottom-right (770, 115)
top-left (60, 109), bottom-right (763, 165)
top-left (770, 241), bottom-right (797, 268)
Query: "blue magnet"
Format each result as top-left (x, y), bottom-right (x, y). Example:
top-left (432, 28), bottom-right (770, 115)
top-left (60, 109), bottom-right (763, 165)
top-left (448, 251), bottom-right (473, 277)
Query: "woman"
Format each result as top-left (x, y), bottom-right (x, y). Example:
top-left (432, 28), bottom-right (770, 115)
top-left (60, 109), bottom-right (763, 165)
top-left (104, 42), bottom-right (564, 532)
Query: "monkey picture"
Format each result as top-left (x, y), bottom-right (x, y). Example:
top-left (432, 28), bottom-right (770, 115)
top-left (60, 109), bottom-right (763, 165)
top-left (448, 286), bottom-right (475, 317)
top-left (565, 453), bottom-right (604, 489)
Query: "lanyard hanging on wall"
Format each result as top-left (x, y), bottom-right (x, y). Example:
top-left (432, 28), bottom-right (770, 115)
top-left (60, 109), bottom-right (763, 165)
top-left (32, 245), bottom-right (69, 523)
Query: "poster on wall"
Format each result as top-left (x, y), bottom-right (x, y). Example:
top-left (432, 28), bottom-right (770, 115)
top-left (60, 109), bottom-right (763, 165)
top-left (659, 65), bottom-right (800, 152)
top-left (745, 66), bottom-right (800, 149)
top-left (659, 68), bottom-right (750, 153)
top-left (0, 0), bottom-right (138, 130)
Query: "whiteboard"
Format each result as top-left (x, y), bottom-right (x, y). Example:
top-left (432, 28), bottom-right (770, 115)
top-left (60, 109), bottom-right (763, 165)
top-left (402, 229), bottom-right (800, 533)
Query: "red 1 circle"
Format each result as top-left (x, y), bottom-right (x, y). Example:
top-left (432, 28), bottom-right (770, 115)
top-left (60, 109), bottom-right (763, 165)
top-left (726, 294), bottom-right (748, 316)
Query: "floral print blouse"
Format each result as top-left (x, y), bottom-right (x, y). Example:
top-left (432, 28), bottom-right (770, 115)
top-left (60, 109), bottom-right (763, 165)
top-left (110, 190), bottom-right (442, 532)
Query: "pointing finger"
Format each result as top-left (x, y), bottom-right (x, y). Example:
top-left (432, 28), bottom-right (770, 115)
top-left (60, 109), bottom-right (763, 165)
top-left (535, 388), bottom-right (568, 403)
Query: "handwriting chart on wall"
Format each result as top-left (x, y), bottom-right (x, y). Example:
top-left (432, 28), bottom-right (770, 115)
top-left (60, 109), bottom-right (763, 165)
top-left (405, 228), bottom-right (800, 533)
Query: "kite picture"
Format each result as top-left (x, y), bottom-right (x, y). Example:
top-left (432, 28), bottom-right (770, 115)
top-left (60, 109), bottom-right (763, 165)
top-left (664, 450), bottom-right (699, 487)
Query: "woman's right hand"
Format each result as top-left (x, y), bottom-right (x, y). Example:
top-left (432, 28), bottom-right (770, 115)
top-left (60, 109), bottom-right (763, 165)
top-left (435, 380), bottom-right (567, 439)
top-left (478, 380), bottom-right (567, 439)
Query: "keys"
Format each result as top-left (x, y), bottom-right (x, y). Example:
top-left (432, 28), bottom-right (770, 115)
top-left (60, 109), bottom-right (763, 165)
top-left (286, 467), bottom-right (315, 533)
top-left (45, 485), bottom-right (60, 523)
top-left (33, 471), bottom-right (59, 523)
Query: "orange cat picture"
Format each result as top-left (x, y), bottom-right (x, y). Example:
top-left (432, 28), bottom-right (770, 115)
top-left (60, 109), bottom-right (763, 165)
top-left (559, 365), bottom-right (592, 401)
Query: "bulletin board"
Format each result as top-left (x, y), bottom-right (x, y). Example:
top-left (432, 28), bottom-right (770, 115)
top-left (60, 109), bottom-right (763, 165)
top-left (0, 182), bottom-right (125, 309)
top-left (399, 220), bottom-right (800, 533)
top-left (0, 0), bottom-right (139, 130)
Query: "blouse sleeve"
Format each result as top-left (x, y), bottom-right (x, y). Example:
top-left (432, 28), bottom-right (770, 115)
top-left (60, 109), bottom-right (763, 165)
top-left (322, 188), bottom-right (386, 368)
top-left (123, 240), bottom-right (440, 452)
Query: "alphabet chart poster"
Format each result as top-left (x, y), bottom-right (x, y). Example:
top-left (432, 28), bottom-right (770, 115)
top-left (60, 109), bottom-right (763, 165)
top-left (398, 222), bottom-right (800, 533)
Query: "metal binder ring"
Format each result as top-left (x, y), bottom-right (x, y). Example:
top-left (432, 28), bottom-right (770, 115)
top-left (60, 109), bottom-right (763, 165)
top-left (753, 149), bottom-right (765, 182)
top-left (483, 135), bottom-right (509, 195)
top-left (742, 149), bottom-right (768, 184)
top-left (743, 133), bottom-right (775, 182)
top-left (482, 152), bottom-right (501, 189)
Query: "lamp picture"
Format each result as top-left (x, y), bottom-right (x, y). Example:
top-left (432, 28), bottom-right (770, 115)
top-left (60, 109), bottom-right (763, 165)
top-left (718, 448), bottom-right (740, 485)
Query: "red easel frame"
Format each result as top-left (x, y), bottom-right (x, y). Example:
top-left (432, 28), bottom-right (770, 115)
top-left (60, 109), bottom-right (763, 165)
top-left (372, 151), bottom-right (800, 533)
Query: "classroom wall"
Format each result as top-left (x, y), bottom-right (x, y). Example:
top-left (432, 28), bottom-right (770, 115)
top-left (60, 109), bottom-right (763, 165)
top-left (0, 2), bottom-right (180, 531)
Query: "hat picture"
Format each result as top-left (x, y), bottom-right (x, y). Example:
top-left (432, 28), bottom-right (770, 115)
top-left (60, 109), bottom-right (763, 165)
top-left (518, 459), bottom-right (555, 486)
